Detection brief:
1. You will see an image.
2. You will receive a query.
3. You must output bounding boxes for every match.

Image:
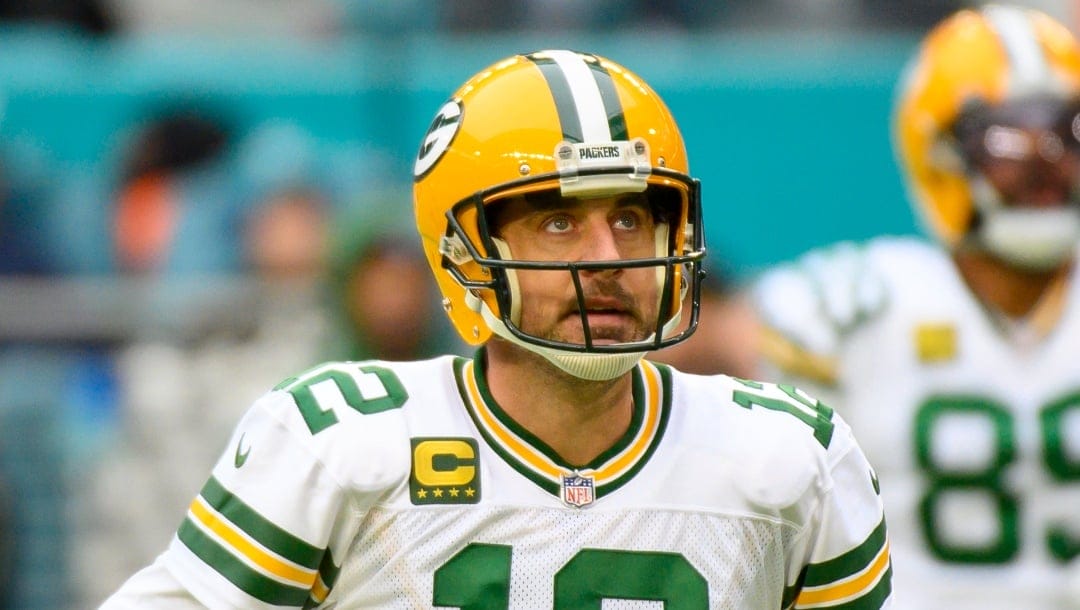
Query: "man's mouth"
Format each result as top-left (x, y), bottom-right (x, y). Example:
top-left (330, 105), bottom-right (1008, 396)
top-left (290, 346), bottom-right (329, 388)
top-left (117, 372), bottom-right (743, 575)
top-left (563, 298), bottom-right (640, 341)
top-left (571, 297), bottom-right (628, 320)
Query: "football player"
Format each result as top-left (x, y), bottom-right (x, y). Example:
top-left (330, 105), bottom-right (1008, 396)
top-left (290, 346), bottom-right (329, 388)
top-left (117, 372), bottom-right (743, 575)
top-left (101, 50), bottom-right (890, 609)
top-left (754, 6), bottom-right (1080, 608)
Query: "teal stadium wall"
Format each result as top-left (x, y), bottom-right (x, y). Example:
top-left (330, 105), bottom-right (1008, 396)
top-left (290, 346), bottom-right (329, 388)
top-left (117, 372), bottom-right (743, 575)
top-left (0, 29), bottom-right (924, 280)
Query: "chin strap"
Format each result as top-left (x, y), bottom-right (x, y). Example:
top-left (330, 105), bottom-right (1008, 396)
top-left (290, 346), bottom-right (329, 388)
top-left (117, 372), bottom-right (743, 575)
top-left (480, 304), bottom-right (648, 380)
top-left (969, 176), bottom-right (1080, 270)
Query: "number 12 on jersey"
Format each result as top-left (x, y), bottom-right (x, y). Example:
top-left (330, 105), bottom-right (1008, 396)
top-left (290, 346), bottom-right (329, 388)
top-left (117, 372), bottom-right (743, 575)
top-left (732, 379), bottom-right (835, 449)
top-left (433, 544), bottom-right (707, 609)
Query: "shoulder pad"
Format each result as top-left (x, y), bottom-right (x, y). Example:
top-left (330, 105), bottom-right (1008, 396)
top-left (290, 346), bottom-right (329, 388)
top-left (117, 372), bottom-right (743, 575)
top-left (753, 242), bottom-right (887, 383)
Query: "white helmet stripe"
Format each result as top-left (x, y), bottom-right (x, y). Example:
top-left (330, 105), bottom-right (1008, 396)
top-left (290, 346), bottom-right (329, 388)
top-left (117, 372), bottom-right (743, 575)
top-left (529, 50), bottom-right (614, 143)
top-left (984, 5), bottom-right (1055, 95)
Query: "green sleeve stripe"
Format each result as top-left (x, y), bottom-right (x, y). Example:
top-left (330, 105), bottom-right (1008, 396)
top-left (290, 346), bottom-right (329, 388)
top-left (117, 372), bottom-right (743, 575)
top-left (302, 550), bottom-right (341, 609)
top-left (200, 476), bottom-right (323, 569)
top-left (178, 518), bottom-right (312, 606)
top-left (802, 563), bottom-right (893, 610)
top-left (781, 565), bottom-right (808, 609)
top-left (803, 516), bottom-right (887, 587)
top-left (319, 548), bottom-right (341, 588)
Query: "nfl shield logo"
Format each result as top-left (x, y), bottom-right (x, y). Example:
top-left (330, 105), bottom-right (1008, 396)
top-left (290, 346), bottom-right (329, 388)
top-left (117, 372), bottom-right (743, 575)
top-left (561, 473), bottom-right (595, 508)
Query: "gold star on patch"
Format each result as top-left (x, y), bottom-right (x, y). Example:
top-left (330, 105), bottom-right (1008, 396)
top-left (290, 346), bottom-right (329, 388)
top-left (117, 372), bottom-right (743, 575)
top-left (417, 489), bottom-right (427, 499)
top-left (433, 488), bottom-right (444, 498)
top-left (465, 487), bottom-right (476, 497)
top-left (449, 488), bottom-right (460, 497)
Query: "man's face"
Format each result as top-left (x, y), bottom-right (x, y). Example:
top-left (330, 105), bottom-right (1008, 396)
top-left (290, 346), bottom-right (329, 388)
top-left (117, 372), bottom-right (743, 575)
top-left (490, 191), bottom-right (663, 347)
top-left (957, 97), bottom-right (1080, 207)
top-left (975, 123), bottom-right (1080, 207)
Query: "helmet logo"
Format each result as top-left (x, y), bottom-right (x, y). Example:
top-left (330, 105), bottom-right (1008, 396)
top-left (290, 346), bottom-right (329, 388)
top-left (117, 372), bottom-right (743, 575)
top-left (414, 100), bottom-right (463, 180)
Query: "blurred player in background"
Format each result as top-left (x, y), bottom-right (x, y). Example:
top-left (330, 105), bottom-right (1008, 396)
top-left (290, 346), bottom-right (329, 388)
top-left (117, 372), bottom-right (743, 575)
top-left (755, 5), bottom-right (1080, 608)
top-left (101, 49), bottom-right (890, 608)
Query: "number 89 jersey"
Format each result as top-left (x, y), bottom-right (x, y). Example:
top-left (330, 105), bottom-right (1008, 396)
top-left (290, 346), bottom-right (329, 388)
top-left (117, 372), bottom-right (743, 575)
top-left (755, 236), bottom-right (1080, 609)
top-left (107, 354), bottom-right (891, 609)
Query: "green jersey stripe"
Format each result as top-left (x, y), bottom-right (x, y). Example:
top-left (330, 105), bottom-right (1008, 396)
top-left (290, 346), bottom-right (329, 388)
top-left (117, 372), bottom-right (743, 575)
top-left (303, 549), bottom-right (341, 608)
top-left (199, 476), bottom-right (323, 569)
top-left (802, 564), bottom-right (893, 610)
top-left (318, 548), bottom-right (340, 590)
top-left (581, 365), bottom-right (649, 470)
top-left (465, 350), bottom-right (662, 479)
top-left (178, 518), bottom-right (312, 606)
top-left (468, 351), bottom-right (568, 471)
top-left (782, 566), bottom-right (807, 610)
top-left (453, 355), bottom-right (561, 496)
top-left (453, 352), bottom-right (671, 502)
top-left (594, 362), bottom-right (673, 499)
top-left (802, 516), bottom-right (888, 587)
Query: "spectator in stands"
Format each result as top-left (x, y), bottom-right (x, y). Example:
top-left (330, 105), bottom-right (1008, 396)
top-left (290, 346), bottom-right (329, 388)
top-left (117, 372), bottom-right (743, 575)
top-left (242, 186), bottom-right (328, 282)
top-left (75, 119), bottom-right (340, 608)
top-left (324, 204), bottom-right (466, 362)
top-left (111, 104), bottom-right (245, 276)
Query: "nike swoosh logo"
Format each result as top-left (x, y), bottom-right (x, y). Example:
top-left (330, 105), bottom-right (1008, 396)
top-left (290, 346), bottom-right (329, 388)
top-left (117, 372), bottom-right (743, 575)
top-left (234, 433), bottom-right (251, 468)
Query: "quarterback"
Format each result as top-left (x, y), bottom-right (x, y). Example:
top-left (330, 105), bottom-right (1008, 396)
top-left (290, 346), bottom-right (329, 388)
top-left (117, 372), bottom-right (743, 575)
top-left (755, 6), bottom-right (1080, 609)
top-left (101, 50), bottom-right (891, 608)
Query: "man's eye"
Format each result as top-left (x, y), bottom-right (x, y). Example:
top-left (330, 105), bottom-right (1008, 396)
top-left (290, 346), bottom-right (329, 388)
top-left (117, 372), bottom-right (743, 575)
top-left (614, 212), bottom-right (640, 230)
top-left (545, 216), bottom-right (572, 233)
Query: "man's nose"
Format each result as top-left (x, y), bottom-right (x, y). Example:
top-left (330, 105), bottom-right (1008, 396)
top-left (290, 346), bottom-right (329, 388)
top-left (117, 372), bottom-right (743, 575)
top-left (580, 219), bottom-right (622, 266)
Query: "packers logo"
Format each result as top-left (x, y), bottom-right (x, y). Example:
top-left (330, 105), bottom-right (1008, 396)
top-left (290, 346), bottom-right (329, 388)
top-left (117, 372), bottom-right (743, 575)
top-left (410, 438), bottom-right (480, 505)
top-left (413, 100), bottom-right (463, 180)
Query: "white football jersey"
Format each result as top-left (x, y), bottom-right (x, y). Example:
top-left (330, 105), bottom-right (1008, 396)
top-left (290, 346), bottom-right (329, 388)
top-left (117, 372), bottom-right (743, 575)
top-left (103, 354), bottom-right (890, 609)
top-left (755, 236), bottom-right (1080, 609)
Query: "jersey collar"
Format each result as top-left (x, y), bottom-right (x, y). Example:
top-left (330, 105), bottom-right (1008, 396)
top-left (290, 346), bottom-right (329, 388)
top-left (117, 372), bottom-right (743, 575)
top-left (452, 351), bottom-right (673, 501)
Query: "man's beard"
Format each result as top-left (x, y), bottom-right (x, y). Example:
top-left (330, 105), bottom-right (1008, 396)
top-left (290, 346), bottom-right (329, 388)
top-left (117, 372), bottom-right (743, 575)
top-left (539, 278), bottom-right (655, 346)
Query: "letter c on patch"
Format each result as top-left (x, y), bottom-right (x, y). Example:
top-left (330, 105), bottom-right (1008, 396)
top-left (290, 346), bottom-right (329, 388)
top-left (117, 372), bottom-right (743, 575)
top-left (413, 439), bottom-right (476, 486)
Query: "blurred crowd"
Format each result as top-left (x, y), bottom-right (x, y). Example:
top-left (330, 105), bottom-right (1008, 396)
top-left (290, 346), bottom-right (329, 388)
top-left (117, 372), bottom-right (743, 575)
top-left (0, 0), bottom-right (973, 36)
top-left (0, 0), bottom-right (1070, 609)
top-left (0, 96), bottom-right (472, 607)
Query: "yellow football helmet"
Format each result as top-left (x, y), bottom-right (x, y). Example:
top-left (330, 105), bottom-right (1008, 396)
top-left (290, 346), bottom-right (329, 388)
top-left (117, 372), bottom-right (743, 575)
top-left (894, 5), bottom-right (1080, 269)
top-left (413, 50), bottom-right (705, 379)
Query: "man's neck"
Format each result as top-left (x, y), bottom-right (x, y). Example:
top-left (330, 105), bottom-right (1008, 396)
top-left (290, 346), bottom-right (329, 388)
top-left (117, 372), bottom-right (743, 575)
top-left (953, 249), bottom-right (1071, 319)
top-left (482, 340), bottom-right (636, 467)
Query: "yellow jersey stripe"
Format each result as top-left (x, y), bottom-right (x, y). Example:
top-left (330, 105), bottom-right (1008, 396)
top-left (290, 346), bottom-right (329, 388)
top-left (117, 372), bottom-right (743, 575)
top-left (463, 360), bottom-right (662, 484)
top-left (463, 361), bottom-right (564, 479)
top-left (759, 325), bottom-right (838, 386)
top-left (796, 539), bottom-right (891, 607)
top-left (188, 497), bottom-right (318, 588)
top-left (593, 361), bottom-right (660, 479)
top-left (310, 574), bottom-right (330, 603)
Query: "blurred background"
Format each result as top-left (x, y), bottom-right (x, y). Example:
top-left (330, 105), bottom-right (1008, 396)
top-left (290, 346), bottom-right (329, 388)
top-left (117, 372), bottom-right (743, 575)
top-left (0, 0), bottom-right (1072, 607)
